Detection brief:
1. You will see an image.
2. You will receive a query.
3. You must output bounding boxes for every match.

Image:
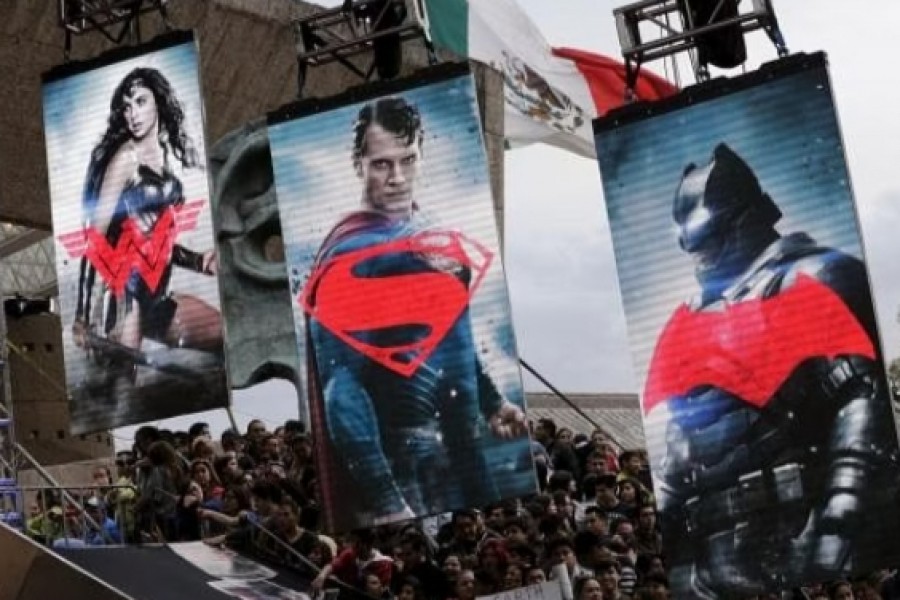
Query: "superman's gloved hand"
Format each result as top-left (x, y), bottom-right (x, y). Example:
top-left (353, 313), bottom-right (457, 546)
top-left (488, 402), bottom-right (527, 439)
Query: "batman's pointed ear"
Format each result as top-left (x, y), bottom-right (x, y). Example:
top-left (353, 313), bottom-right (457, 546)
top-left (713, 142), bottom-right (736, 161)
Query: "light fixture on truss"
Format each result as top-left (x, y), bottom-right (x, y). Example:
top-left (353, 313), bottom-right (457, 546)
top-left (614, 0), bottom-right (788, 92)
top-left (293, 0), bottom-right (436, 98)
top-left (58, 0), bottom-right (171, 56)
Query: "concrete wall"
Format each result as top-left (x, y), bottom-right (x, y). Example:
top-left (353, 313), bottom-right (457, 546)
top-left (7, 313), bottom-right (113, 466)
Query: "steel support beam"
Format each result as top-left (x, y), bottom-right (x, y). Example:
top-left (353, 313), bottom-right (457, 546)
top-left (613, 0), bottom-right (787, 86)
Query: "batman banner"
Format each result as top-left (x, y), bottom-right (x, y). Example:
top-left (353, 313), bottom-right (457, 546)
top-left (593, 53), bottom-right (900, 596)
top-left (43, 32), bottom-right (229, 434)
top-left (268, 64), bottom-right (536, 532)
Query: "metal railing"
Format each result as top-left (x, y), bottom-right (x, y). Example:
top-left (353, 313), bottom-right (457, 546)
top-left (13, 483), bottom-right (137, 547)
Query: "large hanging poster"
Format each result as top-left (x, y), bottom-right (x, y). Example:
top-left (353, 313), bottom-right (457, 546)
top-left (44, 32), bottom-right (228, 434)
top-left (594, 53), bottom-right (900, 597)
top-left (269, 64), bottom-right (535, 531)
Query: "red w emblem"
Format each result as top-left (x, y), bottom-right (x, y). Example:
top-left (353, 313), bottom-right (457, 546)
top-left (57, 199), bottom-right (206, 297)
top-left (301, 230), bottom-right (494, 377)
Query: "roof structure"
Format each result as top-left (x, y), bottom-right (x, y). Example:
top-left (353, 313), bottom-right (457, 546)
top-left (0, 225), bottom-right (55, 297)
top-left (525, 392), bottom-right (646, 451)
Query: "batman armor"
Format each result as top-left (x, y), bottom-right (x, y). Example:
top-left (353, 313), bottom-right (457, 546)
top-left (648, 143), bottom-right (900, 597)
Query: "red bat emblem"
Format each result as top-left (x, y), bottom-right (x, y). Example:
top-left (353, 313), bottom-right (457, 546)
top-left (301, 230), bottom-right (494, 377)
top-left (56, 199), bottom-right (206, 297)
top-left (643, 273), bottom-right (875, 414)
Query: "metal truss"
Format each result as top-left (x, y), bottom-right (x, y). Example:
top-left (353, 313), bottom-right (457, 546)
top-left (0, 225), bottom-right (57, 299)
top-left (293, 0), bottom-right (435, 95)
top-left (614, 0), bottom-right (787, 88)
top-left (58, 0), bottom-right (170, 55)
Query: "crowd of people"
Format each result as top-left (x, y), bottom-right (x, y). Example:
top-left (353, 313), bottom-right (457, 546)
top-left (17, 416), bottom-right (900, 600)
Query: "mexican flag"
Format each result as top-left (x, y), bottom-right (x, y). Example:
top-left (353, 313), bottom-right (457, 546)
top-left (425, 0), bottom-right (678, 158)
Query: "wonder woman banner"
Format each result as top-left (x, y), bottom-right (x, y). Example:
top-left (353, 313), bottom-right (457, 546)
top-left (43, 32), bottom-right (228, 434)
top-left (269, 64), bottom-right (536, 532)
top-left (594, 53), bottom-right (900, 596)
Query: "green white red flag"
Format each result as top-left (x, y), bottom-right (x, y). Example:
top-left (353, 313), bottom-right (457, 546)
top-left (424, 0), bottom-right (678, 158)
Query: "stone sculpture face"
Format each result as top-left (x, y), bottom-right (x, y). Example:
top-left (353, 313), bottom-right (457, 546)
top-left (209, 119), bottom-right (300, 392)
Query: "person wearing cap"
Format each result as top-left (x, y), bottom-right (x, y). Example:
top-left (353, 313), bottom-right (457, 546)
top-left (83, 497), bottom-right (123, 545)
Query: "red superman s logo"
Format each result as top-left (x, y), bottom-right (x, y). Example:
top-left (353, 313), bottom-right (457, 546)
top-left (301, 231), bottom-right (494, 377)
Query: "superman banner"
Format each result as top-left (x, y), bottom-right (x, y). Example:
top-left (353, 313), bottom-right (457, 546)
top-left (593, 53), bottom-right (900, 596)
top-left (269, 64), bottom-right (536, 531)
top-left (43, 32), bottom-right (228, 434)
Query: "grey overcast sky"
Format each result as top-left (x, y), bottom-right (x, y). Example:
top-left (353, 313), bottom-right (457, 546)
top-left (117, 0), bottom-right (900, 445)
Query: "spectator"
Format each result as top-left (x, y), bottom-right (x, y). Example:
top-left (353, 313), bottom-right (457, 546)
top-left (221, 429), bottom-right (246, 456)
top-left (287, 433), bottom-right (316, 496)
top-left (267, 497), bottom-right (320, 575)
top-left (634, 506), bottom-right (663, 557)
top-left (135, 440), bottom-right (182, 541)
top-left (312, 529), bottom-right (393, 592)
top-left (188, 422), bottom-right (211, 446)
top-left (454, 569), bottom-right (477, 600)
top-left (477, 538), bottom-right (509, 592)
top-left (27, 504), bottom-right (64, 545)
top-left (596, 559), bottom-right (626, 600)
top-left (83, 497), bottom-right (123, 545)
top-left (180, 459), bottom-right (224, 539)
top-left (133, 426), bottom-right (161, 460)
top-left (590, 474), bottom-right (630, 524)
top-left (308, 538), bottom-right (335, 571)
top-left (502, 516), bottom-right (532, 546)
top-left (573, 576), bottom-right (603, 600)
top-left (398, 532), bottom-right (448, 600)
top-left (502, 564), bottom-right (525, 591)
top-left (526, 565), bottom-right (547, 586)
top-left (444, 510), bottom-right (494, 558)
top-left (57, 415), bottom-right (900, 600)
top-left (583, 506), bottom-right (610, 539)
top-left (506, 540), bottom-right (537, 569)
top-left (398, 576), bottom-right (423, 600)
top-left (441, 552), bottom-right (464, 592)
top-left (548, 536), bottom-right (592, 581)
top-left (198, 485), bottom-right (252, 537)
top-left (364, 568), bottom-right (391, 600)
top-left (535, 418), bottom-right (581, 479)
top-left (260, 433), bottom-right (282, 464)
top-left (635, 573), bottom-right (670, 600)
top-left (246, 419), bottom-right (267, 442)
top-left (830, 581), bottom-right (855, 600)
top-left (214, 454), bottom-right (244, 487)
top-left (556, 428), bottom-right (575, 446)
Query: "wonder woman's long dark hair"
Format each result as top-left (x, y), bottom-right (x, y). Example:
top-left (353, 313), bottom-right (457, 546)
top-left (82, 67), bottom-right (199, 223)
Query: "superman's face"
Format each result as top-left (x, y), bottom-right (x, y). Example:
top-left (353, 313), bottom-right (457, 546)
top-left (356, 124), bottom-right (420, 220)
